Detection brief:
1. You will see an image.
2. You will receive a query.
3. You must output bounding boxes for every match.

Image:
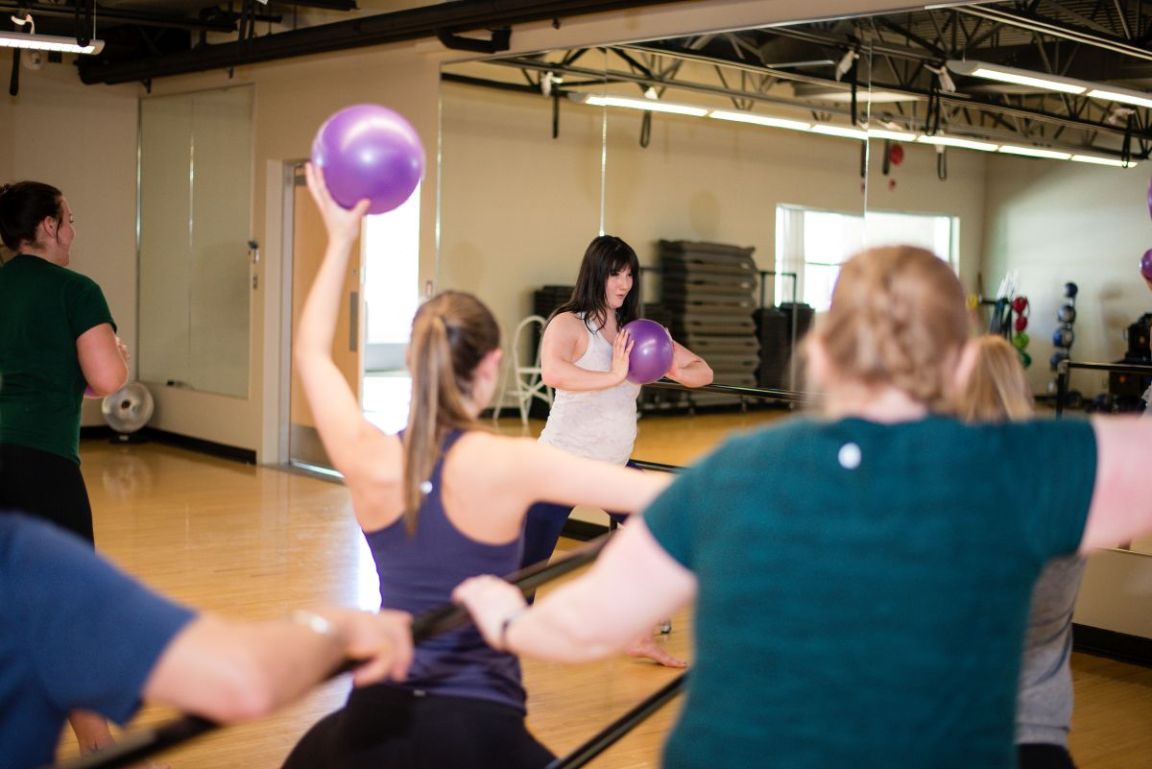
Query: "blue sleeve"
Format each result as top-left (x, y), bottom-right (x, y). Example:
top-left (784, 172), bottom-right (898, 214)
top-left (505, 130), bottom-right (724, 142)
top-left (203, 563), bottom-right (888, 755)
top-left (4, 516), bottom-right (196, 723)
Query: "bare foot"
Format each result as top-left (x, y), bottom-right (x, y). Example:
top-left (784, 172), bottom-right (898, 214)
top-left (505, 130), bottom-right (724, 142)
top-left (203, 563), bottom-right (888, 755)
top-left (625, 634), bottom-right (687, 668)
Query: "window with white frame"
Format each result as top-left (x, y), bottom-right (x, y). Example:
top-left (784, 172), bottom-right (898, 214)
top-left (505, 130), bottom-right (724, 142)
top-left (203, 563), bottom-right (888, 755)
top-left (774, 206), bottom-right (958, 311)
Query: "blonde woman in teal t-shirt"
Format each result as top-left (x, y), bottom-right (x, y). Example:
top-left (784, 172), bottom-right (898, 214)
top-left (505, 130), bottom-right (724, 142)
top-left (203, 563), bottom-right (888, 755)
top-left (457, 245), bottom-right (1152, 769)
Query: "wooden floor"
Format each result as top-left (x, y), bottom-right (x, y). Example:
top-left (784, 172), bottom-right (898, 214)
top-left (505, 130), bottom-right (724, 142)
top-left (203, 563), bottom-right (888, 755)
top-left (56, 409), bottom-right (1152, 768)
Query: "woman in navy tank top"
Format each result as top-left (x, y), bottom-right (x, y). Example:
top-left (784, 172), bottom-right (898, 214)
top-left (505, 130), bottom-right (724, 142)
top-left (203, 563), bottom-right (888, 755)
top-left (282, 165), bottom-right (671, 769)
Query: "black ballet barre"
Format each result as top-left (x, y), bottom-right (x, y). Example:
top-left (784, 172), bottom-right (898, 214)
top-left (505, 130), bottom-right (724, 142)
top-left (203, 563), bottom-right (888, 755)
top-left (545, 672), bottom-right (687, 769)
top-left (644, 378), bottom-right (808, 404)
top-left (629, 459), bottom-right (683, 474)
top-left (47, 535), bottom-right (612, 769)
top-left (1053, 359), bottom-right (1152, 416)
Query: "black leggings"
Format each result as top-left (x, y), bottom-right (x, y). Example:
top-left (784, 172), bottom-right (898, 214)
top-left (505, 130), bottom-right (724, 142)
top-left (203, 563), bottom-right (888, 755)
top-left (1018, 743), bottom-right (1077, 769)
top-left (0, 443), bottom-right (94, 544)
top-left (281, 686), bottom-right (555, 769)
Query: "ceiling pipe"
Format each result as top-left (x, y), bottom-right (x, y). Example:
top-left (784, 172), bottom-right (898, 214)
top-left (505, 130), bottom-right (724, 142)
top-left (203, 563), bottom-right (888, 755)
top-left (76, 0), bottom-right (691, 86)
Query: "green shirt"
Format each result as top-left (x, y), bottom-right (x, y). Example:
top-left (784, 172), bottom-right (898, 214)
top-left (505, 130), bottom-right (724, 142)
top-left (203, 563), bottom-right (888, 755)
top-left (644, 415), bottom-right (1095, 769)
top-left (0, 254), bottom-right (115, 463)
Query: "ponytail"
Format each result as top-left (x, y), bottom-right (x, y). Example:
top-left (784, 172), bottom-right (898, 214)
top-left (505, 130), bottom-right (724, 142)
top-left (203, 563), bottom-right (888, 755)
top-left (402, 292), bottom-right (501, 535)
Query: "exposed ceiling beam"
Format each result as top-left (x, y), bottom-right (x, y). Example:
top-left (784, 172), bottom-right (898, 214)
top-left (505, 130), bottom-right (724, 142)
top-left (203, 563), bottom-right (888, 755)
top-left (77, 0), bottom-right (692, 85)
top-left (956, 4), bottom-right (1152, 62)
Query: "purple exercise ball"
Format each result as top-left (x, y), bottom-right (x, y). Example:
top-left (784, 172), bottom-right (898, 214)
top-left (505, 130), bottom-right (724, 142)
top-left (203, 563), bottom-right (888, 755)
top-left (1142, 249), bottom-right (1152, 281)
top-left (622, 319), bottom-right (674, 385)
top-left (311, 104), bottom-right (425, 215)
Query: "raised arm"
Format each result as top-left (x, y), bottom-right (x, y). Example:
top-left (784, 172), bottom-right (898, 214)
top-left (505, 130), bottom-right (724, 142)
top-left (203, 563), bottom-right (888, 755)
top-left (540, 313), bottom-right (632, 391)
top-left (293, 165), bottom-right (402, 526)
top-left (143, 608), bottom-right (412, 722)
top-left (454, 518), bottom-right (696, 663)
top-left (76, 323), bottom-right (128, 396)
top-left (666, 340), bottom-right (713, 388)
top-left (1080, 416), bottom-right (1152, 551)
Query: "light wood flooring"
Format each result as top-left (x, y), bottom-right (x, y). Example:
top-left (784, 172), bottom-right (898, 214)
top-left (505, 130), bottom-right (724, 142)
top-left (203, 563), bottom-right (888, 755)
top-left (51, 408), bottom-right (1152, 768)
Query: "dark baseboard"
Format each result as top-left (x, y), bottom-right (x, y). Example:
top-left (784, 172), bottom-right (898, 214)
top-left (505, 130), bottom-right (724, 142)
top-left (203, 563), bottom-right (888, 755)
top-left (562, 519), bottom-right (609, 541)
top-left (80, 425), bottom-right (117, 441)
top-left (1073, 623), bottom-right (1152, 667)
top-left (81, 426), bottom-right (256, 465)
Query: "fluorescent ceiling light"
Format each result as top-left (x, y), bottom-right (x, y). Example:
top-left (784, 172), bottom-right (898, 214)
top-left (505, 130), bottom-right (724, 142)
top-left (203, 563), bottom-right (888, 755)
top-left (917, 135), bottom-right (1000, 152)
top-left (580, 94), bottom-right (708, 116)
top-left (575, 91), bottom-right (1135, 166)
top-left (0, 30), bottom-right (104, 54)
top-left (1070, 154), bottom-right (1137, 167)
top-left (947, 60), bottom-right (1085, 94)
top-left (709, 110), bottom-right (811, 130)
top-left (810, 124), bottom-right (868, 140)
top-left (867, 129), bottom-right (920, 141)
top-left (1086, 88), bottom-right (1152, 110)
top-left (948, 59), bottom-right (1152, 109)
top-left (999, 145), bottom-right (1073, 160)
top-left (792, 83), bottom-right (919, 104)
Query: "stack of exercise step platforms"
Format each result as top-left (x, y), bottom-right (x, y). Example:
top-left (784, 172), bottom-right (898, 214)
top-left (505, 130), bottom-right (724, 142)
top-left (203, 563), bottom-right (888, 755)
top-left (755, 302), bottom-right (814, 392)
top-left (659, 240), bottom-right (759, 410)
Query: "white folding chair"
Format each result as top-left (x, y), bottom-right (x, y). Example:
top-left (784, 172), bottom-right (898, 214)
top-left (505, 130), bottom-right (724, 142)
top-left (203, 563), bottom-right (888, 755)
top-left (494, 314), bottom-right (552, 426)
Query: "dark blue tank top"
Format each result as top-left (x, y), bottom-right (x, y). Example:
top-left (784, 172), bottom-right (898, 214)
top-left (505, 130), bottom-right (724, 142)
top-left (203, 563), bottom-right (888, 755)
top-left (365, 430), bottom-right (527, 711)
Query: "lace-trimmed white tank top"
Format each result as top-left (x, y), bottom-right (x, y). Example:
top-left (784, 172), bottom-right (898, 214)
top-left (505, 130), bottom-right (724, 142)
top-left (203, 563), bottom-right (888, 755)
top-left (538, 313), bottom-right (641, 465)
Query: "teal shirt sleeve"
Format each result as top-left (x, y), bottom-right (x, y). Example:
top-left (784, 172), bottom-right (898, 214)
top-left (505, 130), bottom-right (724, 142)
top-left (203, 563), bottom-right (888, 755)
top-left (1012, 418), bottom-right (1097, 560)
top-left (643, 442), bottom-right (735, 572)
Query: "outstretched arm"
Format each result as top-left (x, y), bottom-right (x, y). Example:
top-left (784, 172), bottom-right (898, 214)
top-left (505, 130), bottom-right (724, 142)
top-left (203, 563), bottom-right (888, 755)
top-left (293, 165), bottom-right (402, 524)
top-left (1080, 417), bottom-right (1152, 551)
top-left (666, 340), bottom-right (713, 388)
top-left (455, 518), bottom-right (696, 662)
top-left (143, 608), bottom-right (412, 722)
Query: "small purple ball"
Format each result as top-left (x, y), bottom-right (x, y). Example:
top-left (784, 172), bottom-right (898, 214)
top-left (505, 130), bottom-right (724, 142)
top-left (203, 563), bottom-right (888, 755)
top-left (623, 319), bottom-right (674, 385)
top-left (311, 104), bottom-right (425, 215)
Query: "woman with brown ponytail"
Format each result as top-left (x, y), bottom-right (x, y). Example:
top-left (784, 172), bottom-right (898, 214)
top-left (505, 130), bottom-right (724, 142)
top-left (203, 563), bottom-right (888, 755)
top-left (282, 165), bottom-right (670, 769)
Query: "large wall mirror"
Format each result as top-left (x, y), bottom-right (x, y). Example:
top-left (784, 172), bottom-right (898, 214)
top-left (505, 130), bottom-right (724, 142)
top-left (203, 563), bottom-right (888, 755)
top-left (138, 85), bottom-right (254, 399)
top-left (438, 2), bottom-right (1144, 475)
top-left (440, 36), bottom-right (872, 431)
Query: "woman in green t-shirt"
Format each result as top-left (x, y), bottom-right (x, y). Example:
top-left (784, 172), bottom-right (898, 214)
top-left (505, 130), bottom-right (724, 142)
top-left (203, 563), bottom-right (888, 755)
top-left (0, 180), bottom-right (129, 757)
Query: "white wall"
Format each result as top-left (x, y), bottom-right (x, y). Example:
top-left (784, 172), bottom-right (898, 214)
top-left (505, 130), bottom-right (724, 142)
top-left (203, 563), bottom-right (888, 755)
top-left (983, 155), bottom-right (1149, 396)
